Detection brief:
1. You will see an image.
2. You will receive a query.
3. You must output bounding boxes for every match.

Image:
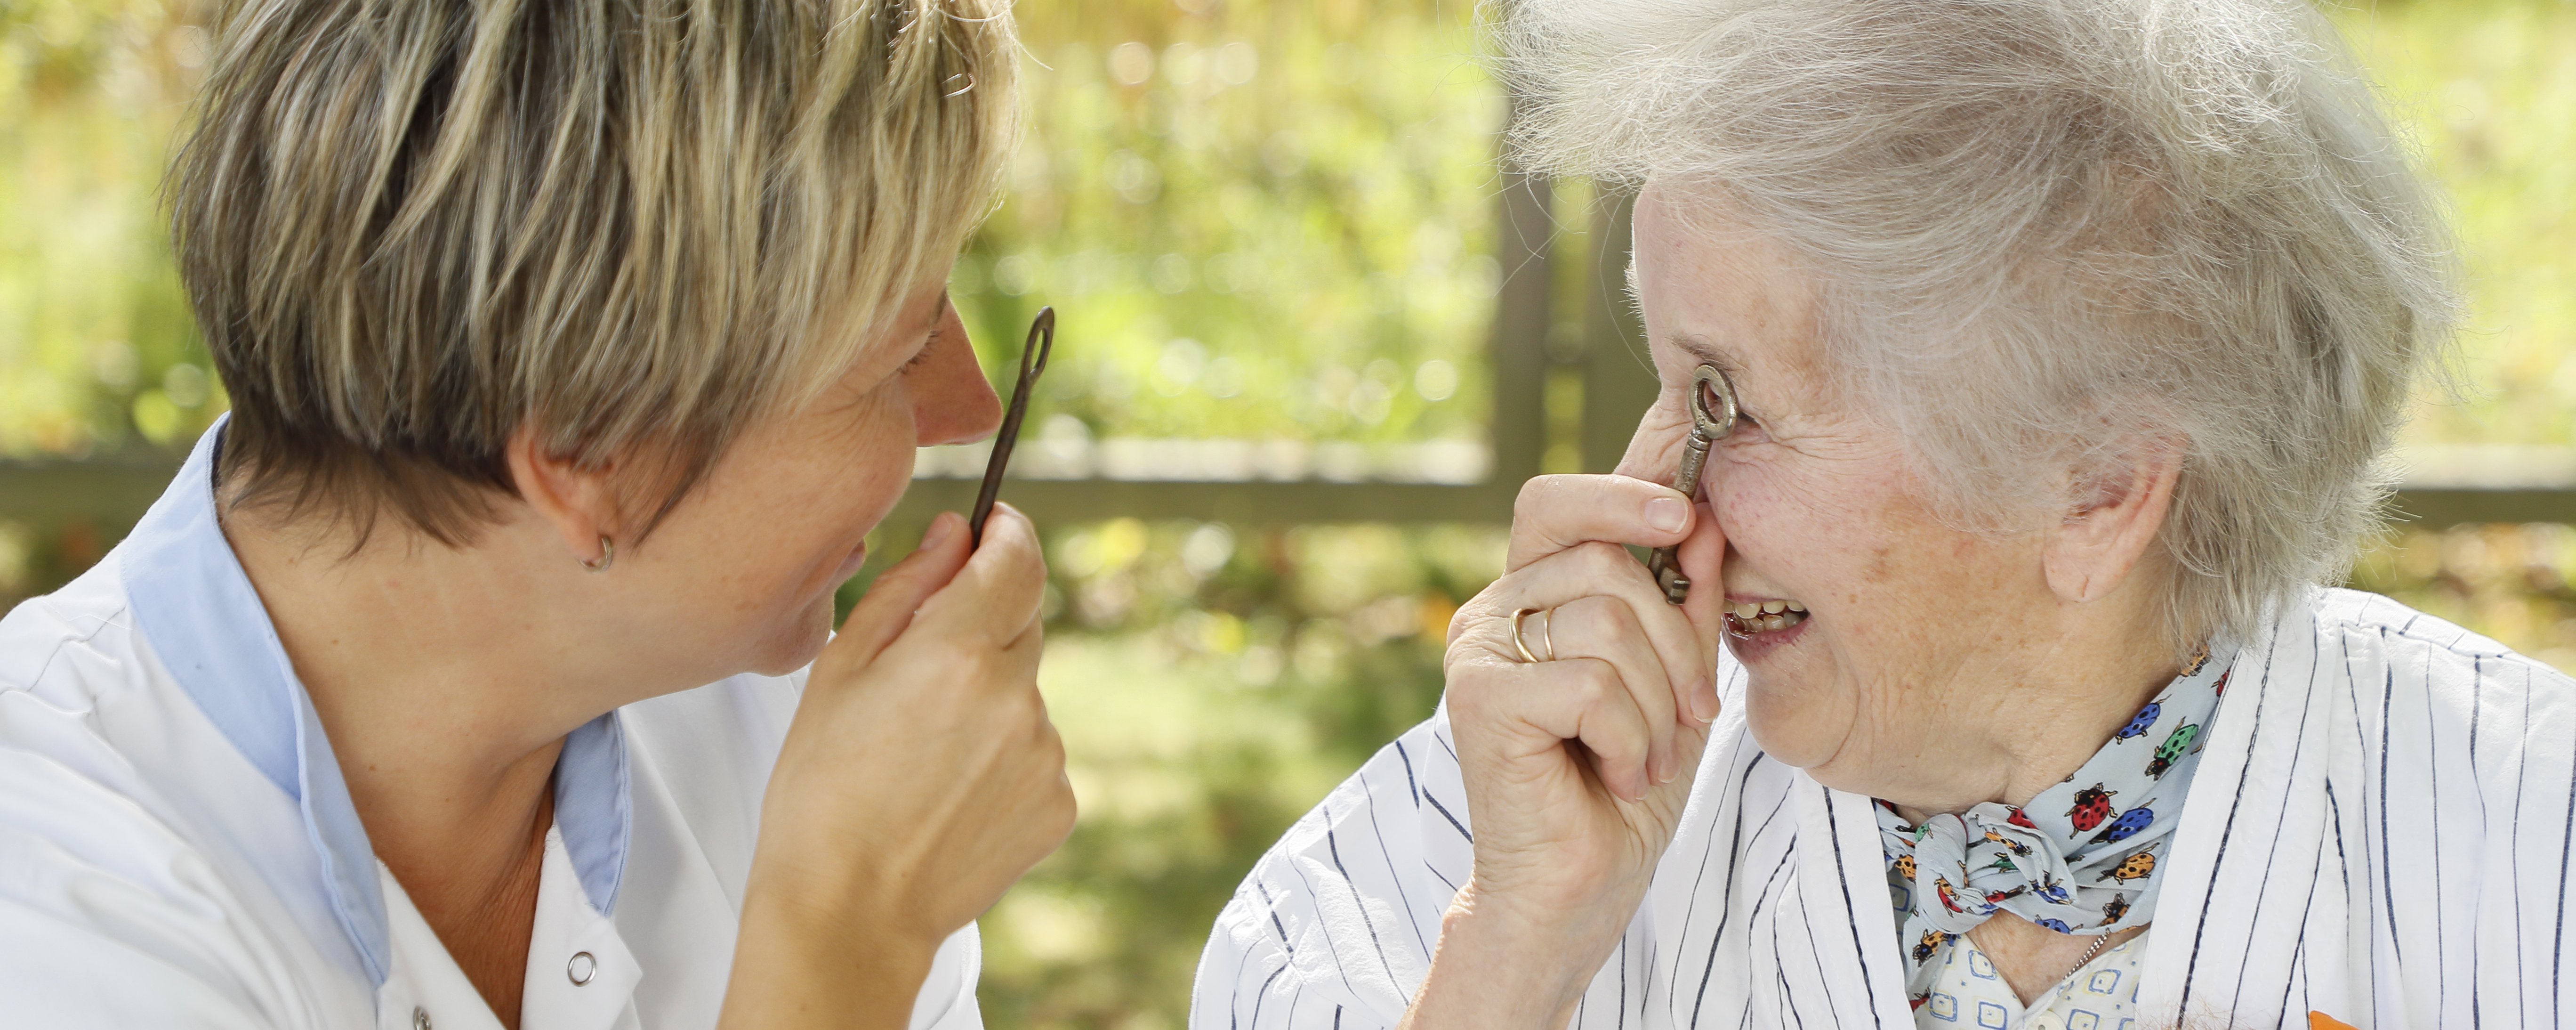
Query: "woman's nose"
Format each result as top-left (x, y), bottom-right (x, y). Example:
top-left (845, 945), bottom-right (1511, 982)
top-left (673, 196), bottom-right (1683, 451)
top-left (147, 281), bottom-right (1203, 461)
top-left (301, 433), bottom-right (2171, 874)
top-left (911, 301), bottom-right (1003, 447)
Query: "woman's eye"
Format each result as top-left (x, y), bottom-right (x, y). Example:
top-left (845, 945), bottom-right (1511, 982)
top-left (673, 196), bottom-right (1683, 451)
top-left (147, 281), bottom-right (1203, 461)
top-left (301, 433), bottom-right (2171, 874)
top-left (901, 339), bottom-right (937, 373)
top-left (1677, 380), bottom-right (1754, 437)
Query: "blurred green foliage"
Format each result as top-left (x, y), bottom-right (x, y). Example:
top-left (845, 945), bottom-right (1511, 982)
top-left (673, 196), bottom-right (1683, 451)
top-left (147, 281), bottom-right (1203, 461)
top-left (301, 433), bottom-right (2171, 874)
top-left (2340, 0), bottom-right (2576, 448)
top-left (3, 1), bottom-right (2576, 1029)
top-left (950, 0), bottom-right (1504, 446)
top-left (0, 0), bottom-right (217, 458)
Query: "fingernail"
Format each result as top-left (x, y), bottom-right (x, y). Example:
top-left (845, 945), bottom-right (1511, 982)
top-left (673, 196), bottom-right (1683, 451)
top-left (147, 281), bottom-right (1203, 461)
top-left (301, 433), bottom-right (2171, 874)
top-left (1645, 496), bottom-right (1689, 534)
top-left (921, 513), bottom-right (958, 550)
top-left (1692, 681), bottom-right (1719, 723)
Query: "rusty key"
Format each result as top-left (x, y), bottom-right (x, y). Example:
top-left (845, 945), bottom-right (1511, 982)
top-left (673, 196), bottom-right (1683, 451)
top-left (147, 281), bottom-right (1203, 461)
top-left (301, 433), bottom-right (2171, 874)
top-left (1645, 363), bottom-right (1738, 604)
top-left (969, 307), bottom-right (1056, 548)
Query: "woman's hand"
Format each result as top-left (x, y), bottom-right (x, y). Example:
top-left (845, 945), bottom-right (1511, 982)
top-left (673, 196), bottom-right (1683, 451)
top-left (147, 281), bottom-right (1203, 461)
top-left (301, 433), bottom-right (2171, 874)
top-left (1403, 475), bottom-right (1728, 1029)
top-left (722, 506), bottom-right (1074, 1030)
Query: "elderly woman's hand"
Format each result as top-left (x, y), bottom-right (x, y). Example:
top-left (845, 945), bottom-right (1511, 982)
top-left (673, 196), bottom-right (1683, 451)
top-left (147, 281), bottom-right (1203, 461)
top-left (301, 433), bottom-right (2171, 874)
top-left (1406, 474), bottom-right (1726, 1028)
top-left (724, 505), bottom-right (1074, 1030)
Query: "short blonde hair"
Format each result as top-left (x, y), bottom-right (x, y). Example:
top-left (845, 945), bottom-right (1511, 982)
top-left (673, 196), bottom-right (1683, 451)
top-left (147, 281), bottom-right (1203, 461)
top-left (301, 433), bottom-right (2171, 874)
top-left (1504, 0), bottom-right (2458, 651)
top-left (173, 0), bottom-right (1018, 544)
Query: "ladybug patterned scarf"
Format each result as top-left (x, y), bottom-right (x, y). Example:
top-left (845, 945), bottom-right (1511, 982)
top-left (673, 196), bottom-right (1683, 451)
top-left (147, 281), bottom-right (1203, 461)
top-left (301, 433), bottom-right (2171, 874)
top-left (1874, 645), bottom-right (2234, 996)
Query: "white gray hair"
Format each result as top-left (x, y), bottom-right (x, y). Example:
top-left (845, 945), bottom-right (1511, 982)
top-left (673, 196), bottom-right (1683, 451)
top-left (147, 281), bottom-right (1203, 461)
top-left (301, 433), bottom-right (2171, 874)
top-left (1502, 0), bottom-right (2460, 650)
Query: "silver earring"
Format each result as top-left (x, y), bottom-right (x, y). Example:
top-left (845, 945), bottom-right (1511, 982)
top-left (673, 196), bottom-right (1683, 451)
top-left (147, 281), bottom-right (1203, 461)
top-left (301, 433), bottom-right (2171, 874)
top-left (581, 535), bottom-right (614, 573)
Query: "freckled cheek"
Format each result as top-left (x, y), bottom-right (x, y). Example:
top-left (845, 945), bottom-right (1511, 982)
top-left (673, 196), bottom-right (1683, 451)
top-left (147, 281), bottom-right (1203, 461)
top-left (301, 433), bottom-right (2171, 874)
top-left (1723, 479), bottom-right (1915, 689)
top-left (836, 443), bottom-right (915, 512)
top-left (1706, 462), bottom-right (1779, 534)
top-left (803, 401), bottom-right (922, 517)
top-left (1708, 466), bottom-right (1846, 581)
top-left (723, 416), bottom-right (917, 604)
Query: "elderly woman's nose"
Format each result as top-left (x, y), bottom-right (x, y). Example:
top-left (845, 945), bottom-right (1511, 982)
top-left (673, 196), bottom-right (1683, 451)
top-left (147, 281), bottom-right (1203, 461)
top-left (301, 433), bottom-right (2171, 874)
top-left (912, 304), bottom-right (1004, 446)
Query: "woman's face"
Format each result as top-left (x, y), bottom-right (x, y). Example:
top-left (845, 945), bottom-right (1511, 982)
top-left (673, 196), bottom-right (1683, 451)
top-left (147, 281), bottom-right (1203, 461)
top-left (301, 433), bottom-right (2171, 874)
top-left (609, 282), bottom-right (999, 682)
top-left (1626, 185), bottom-right (2069, 807)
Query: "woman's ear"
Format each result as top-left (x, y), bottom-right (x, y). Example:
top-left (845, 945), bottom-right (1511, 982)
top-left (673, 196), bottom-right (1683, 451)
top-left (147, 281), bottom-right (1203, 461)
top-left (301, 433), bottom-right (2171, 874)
top-left (505, 426), bottom-right (623, 566)
top-left (2042, 441), bottom-right (2182, 604)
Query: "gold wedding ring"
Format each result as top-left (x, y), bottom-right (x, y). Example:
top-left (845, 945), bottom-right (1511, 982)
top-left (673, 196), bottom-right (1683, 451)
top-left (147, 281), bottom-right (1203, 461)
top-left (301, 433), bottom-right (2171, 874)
top-left (1510, 607), bottom-right (1555, 663)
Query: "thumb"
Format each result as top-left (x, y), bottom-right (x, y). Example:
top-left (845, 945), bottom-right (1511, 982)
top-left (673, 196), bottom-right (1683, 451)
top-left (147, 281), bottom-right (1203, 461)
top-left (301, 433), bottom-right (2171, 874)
top-left (830, 511), bottom-right (972, 666)
top-left (1676, 501), bottom-right (1729, 718)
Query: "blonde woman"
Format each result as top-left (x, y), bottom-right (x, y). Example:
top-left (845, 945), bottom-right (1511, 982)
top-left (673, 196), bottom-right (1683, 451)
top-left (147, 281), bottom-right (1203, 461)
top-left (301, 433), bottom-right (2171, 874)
top-left (0, 0), bottom-right (1070, 1028)
top-left (1195, 0), bottom-right (2576, 1027)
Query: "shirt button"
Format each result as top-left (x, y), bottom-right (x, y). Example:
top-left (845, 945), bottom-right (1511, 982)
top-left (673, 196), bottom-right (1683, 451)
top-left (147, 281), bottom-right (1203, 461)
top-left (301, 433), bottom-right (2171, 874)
top-left (568, 951), bottom-right (597, 986)
top-left (412, 1007), bottom-right (432, 1030)
top-left (2025, 1015), bottom-right (2062, 1030)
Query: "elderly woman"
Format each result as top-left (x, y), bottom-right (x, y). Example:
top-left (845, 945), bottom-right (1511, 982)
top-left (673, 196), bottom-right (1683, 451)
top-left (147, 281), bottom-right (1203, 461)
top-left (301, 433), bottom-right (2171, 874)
top-left (1194, 0), bottom-right (2572, 1027)
top-left (0, 0), bottom-right (1072, 1027)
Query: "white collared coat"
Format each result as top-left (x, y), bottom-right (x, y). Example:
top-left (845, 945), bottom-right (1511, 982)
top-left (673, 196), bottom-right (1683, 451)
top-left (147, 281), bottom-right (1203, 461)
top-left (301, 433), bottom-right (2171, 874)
top-left (0, 425), bottom-right (984, 1029)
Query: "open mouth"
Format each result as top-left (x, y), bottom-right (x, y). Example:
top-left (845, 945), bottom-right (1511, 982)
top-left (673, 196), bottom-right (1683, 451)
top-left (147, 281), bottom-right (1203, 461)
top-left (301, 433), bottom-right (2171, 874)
top-left (1723, 599), bottom-right (1808, 637)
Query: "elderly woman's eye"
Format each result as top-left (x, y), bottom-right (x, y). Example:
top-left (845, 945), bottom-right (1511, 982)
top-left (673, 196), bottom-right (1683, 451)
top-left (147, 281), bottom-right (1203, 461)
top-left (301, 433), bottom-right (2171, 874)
top-left (1699, 381), bottom-right (1728, 418)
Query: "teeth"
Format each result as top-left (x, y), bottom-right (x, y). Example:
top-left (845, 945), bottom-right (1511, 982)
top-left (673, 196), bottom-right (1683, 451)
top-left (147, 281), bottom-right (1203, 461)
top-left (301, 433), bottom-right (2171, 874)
top-left (1726, 608), bottom-right (1809, 636)
top-left (1761, 600), bottom-right (1784, 614)
top-left (1787, 601), bottom-right (1806, 613)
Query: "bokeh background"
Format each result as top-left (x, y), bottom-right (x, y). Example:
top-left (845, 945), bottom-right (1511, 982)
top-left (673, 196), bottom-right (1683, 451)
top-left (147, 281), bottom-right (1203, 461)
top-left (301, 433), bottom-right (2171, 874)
top-left (2, 0), bottom-right (2571, 1026)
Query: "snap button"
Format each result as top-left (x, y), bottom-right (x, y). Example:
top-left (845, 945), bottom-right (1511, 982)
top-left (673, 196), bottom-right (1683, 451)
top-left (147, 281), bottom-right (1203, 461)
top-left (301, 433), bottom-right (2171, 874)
top-left (412, 1007), bottom-right (432, 1030)
top-left (568, 950), bottom-right (597, 986)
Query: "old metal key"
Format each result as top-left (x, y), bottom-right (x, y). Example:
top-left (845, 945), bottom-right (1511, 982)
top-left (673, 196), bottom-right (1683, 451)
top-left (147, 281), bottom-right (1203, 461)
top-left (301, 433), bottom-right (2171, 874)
top-left (969, 307), bottom-right (1056, 548)
top-left (1646, 363), bottom-right (1738, 604)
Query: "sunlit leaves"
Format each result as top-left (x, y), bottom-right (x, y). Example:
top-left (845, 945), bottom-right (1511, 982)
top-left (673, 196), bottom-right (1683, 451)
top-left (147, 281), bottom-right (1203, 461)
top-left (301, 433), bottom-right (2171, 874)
top-left (955, 0), bottom-right (1505, 449)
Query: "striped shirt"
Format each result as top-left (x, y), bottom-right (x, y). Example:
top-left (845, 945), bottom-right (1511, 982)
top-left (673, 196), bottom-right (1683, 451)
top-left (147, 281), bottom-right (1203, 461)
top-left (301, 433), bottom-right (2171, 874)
top-left (1190, 588), bottom-right (2576, 1028)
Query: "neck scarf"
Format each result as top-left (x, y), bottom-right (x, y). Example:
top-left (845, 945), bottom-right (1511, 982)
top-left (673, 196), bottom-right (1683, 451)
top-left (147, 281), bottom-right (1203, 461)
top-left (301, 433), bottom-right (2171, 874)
top-left (1876, 645), bottom-right (2234, 998)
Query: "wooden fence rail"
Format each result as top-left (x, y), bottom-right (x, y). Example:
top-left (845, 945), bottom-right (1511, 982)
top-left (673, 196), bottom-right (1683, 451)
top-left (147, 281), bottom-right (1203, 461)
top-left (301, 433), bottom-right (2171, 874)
top-left (10, 454), bottom-right (2576, 536)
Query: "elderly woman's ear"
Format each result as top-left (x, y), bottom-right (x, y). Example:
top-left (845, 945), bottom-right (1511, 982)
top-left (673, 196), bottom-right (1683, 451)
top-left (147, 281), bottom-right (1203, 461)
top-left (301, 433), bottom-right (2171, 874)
top-left (2040, 443), bottom-right (2183, 604)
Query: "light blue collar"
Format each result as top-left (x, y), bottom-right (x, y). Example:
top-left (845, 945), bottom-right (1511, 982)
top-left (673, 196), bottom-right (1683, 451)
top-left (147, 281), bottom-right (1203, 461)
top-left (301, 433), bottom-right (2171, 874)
top-left (120, 419), bottom-right (632, 986)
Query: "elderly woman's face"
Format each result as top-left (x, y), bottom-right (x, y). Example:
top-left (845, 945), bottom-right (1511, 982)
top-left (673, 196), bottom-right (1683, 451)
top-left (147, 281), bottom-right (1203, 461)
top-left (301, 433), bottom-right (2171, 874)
top-left (1626, 186), bottom-right (2065, 803)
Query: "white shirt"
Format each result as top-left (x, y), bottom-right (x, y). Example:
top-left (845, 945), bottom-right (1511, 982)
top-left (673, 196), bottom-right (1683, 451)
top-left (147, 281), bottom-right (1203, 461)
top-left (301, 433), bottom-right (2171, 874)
top-left (0, 423), bottom-right (983, 1029)
top-left (1190, 588), bottom-right (2576, 1028)
top-left (1921, 929), bottom-right (2146, 1030)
